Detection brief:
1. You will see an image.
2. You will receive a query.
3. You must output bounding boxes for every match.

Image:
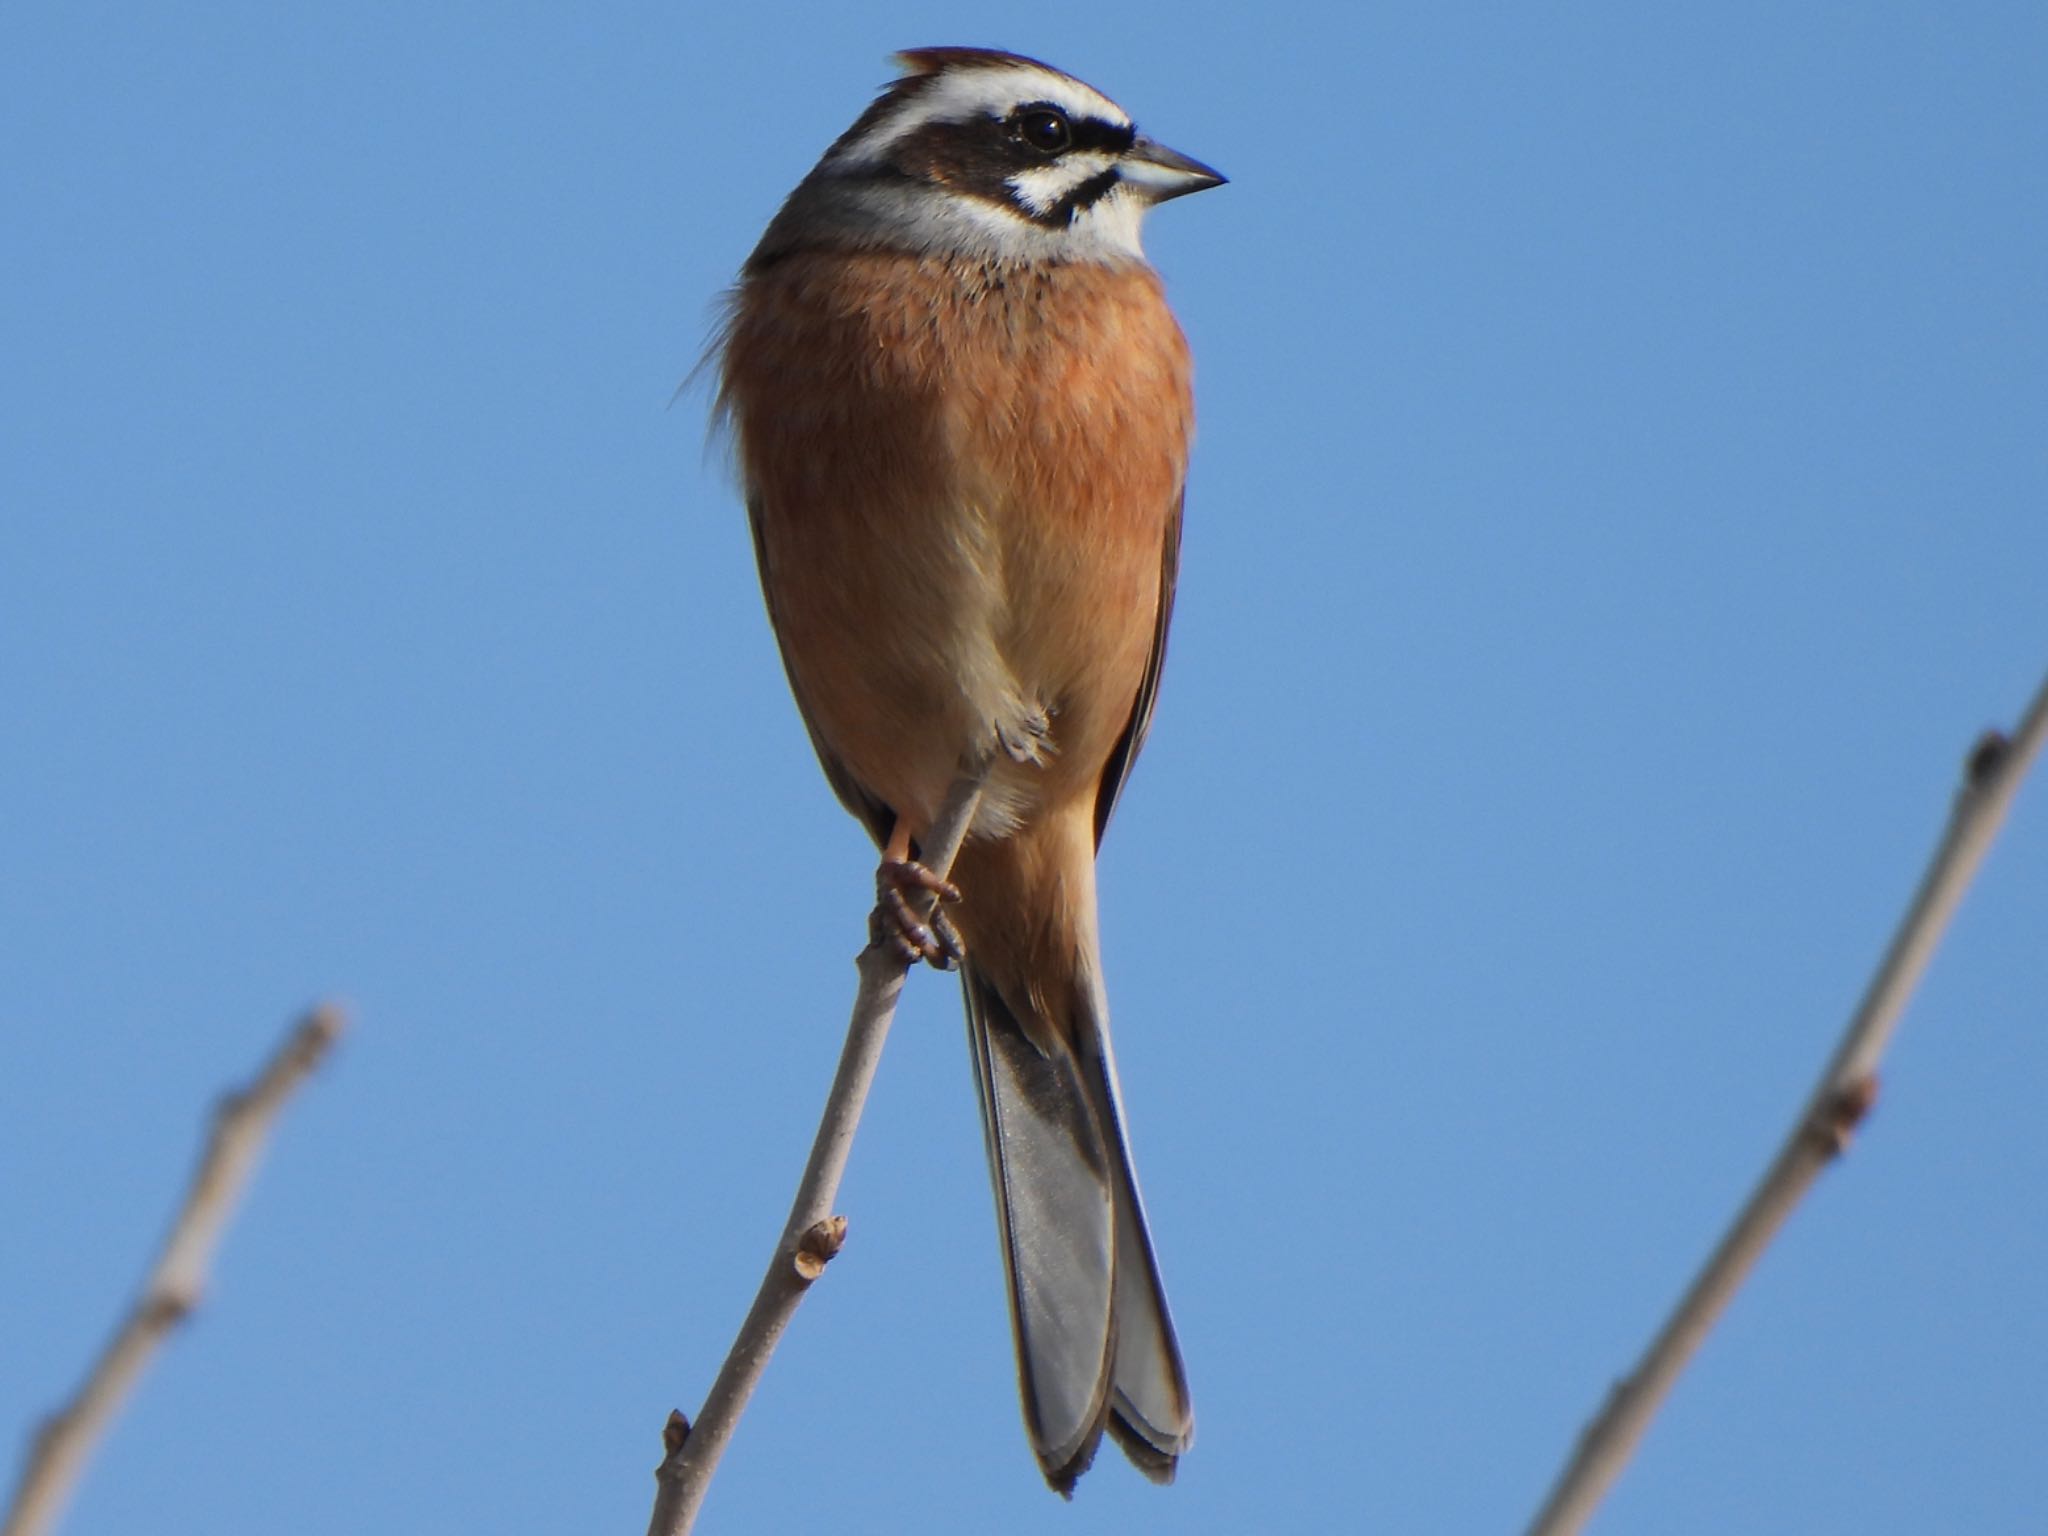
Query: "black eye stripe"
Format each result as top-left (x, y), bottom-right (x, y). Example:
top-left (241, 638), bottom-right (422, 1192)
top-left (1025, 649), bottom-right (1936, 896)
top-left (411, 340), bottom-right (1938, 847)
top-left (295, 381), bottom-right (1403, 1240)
top-left (1005, 102), bottom-right (1135, 156)
top-left (817, 102), bottom-right (1137, 238)
top-left (1070, 117), bottom-right (1136, 154)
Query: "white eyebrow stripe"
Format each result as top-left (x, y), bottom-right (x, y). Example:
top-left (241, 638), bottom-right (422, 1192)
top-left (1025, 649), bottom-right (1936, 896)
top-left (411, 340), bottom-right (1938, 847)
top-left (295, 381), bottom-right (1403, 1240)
top-left (1007, 151), bottom-right (1116, 215)
top-left (831, 64), bottom-right (1130, 165)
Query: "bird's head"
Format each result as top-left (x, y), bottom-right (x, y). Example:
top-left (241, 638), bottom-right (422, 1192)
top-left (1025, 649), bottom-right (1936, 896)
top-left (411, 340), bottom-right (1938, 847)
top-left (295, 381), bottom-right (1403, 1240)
top-left (751, 48), bottom-right (1225, 268)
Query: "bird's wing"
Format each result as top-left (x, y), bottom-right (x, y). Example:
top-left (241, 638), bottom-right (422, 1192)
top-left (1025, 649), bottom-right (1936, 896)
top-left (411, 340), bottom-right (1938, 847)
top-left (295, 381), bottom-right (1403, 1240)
top-left (747, 494), bottom-right (896, 847)
top-left (1092, 492), bottom-right (1183, 847)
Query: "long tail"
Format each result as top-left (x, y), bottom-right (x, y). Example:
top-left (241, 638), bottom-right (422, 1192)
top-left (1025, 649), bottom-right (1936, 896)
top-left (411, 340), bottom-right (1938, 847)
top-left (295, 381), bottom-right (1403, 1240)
top-left (962, 957), bottom-right (1193, 1493)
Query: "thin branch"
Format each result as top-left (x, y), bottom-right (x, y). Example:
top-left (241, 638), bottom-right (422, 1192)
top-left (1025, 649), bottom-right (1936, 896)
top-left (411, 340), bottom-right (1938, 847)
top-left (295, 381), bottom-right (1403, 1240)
top-left (647, 772), bottom-right (989, 1536)
top-left (1526, 671), bottom-right (2048, 1536)
top-left (3, 1004), bottom-right (347, 1536)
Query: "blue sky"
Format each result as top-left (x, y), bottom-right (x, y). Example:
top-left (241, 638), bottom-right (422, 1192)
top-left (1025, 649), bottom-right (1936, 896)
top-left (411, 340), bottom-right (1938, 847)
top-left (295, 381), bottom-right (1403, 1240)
top-left (4, 3), bottom-right (2044, 1533)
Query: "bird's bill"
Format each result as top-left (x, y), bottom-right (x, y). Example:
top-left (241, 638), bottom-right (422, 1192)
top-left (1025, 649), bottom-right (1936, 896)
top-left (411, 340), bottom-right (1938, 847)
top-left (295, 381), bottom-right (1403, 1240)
top-left (1121, 135), bottom-right (1227, 202)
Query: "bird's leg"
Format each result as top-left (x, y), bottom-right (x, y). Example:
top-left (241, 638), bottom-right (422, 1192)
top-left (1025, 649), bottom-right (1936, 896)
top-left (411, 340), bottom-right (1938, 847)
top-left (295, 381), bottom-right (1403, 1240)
top-left (873, 817), bottom-right (965, 970)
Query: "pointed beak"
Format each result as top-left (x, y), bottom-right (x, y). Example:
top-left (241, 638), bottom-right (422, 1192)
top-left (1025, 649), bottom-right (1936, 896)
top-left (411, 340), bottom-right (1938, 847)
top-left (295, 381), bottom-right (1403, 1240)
top-left (1120, 134), bottom-right (1227, 203)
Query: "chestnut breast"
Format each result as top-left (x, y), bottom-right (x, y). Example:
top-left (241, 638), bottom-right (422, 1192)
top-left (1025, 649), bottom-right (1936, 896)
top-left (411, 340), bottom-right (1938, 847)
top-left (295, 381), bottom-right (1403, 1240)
top-left (722, 248), bottom-right (1192, 831)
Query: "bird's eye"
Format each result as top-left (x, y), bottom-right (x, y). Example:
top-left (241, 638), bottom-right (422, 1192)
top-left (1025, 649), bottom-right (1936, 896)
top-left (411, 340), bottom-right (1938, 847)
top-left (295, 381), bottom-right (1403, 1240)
top-left (1016, 107), bottom-right (1072, 154)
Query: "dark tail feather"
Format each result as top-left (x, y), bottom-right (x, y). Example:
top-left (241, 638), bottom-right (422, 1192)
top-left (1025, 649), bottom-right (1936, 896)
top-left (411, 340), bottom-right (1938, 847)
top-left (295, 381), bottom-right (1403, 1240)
top-left (1095, 1038), bottom-right (1194, 1482)
top-left (963, 961), bottom-right (1193, 1493)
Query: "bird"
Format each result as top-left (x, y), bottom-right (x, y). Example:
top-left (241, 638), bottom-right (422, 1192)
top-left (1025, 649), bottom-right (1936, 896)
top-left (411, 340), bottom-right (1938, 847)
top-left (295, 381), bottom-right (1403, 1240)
top-left (712, 47), bottom-right (1222, 1493)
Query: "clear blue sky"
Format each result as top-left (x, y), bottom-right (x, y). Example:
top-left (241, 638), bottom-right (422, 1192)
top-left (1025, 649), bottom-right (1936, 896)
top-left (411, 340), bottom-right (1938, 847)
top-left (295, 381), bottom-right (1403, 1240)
top-left (4, 3), bottom-right (2044, 1532)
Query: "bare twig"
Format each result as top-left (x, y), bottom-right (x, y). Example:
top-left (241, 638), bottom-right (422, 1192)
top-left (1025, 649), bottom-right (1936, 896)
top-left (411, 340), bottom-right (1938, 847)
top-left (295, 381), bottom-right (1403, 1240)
top-left (3, 1005), bottom-right (347, 1536)
top-left (1526, 671), bottom-right (2048, 1536)
top-left (647, 773), bottom-right (989, 1536)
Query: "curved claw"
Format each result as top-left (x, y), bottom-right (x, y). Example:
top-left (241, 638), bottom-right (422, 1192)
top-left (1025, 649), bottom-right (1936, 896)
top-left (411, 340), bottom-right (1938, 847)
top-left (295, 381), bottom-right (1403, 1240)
top-left (875, 858), bottom-right (966, 970)
top-left (928, 907), bottom-right (966, 970)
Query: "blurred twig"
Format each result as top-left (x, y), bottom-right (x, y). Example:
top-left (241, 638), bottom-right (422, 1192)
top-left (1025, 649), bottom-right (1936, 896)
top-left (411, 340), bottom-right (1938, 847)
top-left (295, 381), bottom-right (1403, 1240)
top-left (647, 772), bottom-right (988, 1536)
top-left (1526, 670), bottom-right (2048, 1536)
top-left (3, 1004), bottom-right (347, 1536)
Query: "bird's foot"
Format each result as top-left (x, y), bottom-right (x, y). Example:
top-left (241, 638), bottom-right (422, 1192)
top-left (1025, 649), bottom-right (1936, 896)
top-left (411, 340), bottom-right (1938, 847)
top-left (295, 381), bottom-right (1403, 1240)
top-left (873, 858), bottom-right (965, 970)
top-left (996, 708), bottom-right (1056, 768)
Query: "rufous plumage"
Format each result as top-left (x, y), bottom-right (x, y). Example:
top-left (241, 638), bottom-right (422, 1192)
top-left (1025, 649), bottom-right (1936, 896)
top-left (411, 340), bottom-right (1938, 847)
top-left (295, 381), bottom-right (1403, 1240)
top-left (714, 47), bottom-right (1222, 1493)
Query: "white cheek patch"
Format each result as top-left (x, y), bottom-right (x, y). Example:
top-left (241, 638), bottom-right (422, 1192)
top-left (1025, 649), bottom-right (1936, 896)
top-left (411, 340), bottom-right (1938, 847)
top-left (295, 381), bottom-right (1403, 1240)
top-left (833, 64), bottom-right (1130, 165)
top-left (1067, 185), bottom-right (1147, 260)
top-left (1006, 152), bottom-right (1116, 216)
top-left (844, 177), bottom-right (1150, 266)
